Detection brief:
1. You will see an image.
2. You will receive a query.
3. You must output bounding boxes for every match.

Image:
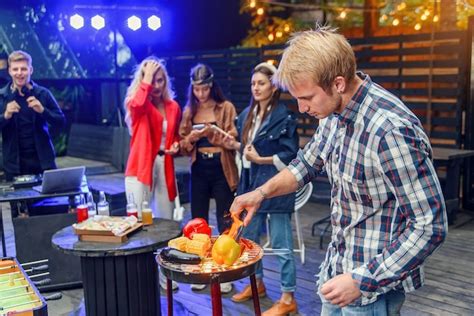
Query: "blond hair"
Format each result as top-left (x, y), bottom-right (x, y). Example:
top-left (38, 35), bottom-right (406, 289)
top-left (8, 50), bottom-right (32, 67)
top-left (274, 25), bottom-right (356, 91)
top-left (124, 56), bottom-right (175, 134)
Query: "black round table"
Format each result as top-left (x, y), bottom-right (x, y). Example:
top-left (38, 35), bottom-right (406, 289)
top-left (52, 219), bottom-right (181, 316)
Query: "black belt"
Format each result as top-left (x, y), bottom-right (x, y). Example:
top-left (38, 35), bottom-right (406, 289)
top-left (198, 152), bottom-right (220, 159)
top-left (157, 150), bottom-right (166, 156)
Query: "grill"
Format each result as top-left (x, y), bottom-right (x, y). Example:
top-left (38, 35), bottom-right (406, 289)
top-left (157, 238), bottom-right (263, 316)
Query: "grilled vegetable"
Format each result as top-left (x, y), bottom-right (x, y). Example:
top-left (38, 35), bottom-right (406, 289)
top-left (211, 234), bottom-right (241, 266)
top-left (192, 233), bottom-right (211, 243)
top-left (185, 239), bottom-right (211, 257)
top-left (160, 247), bottom-right (201, 264)
top-left (168, 236), bottom-right (190, 251)
top-left (183, 218), bottom-right (212, 238)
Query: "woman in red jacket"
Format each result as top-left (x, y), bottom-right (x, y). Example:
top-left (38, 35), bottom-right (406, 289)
top-left (124, 57), bottom-right (181, 222)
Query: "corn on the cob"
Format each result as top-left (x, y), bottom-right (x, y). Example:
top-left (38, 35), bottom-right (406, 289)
top-left (185, 239), bottom-right (211, 257)
top-left (192, 233), bottom-right (210, 243)
top-left (168, 236), bottom-right (190, 251)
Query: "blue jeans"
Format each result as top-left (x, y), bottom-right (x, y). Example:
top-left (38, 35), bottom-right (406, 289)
top-left (321, 290), bottom-right (405, 316)
top-left (242, 212), bottom-right (296, 292)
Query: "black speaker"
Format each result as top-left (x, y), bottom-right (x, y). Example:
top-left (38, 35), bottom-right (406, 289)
top-left (13, 212), bottom-right (82, 291)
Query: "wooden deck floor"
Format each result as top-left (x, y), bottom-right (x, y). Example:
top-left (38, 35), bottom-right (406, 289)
top-left (3, 197), bottom-right (473, 315)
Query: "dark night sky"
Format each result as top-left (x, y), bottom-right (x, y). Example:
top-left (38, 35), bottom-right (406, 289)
top-left (4, 0), bottom-right (251, 55)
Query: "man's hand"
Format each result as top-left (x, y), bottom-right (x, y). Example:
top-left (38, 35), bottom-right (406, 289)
top-left (229, 189), bottom-right (265, 226)
top-left (320, 273), bottom-right (362, 307)
top-left (27, 96), bottom-right (44, 114)
top-left (4, 101), bottom-right (20, 119)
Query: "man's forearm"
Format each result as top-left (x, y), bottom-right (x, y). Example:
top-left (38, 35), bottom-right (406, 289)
top-left (258, 168), bottom-right (298, 199)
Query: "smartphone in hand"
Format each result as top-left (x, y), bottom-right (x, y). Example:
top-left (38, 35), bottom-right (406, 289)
top-left (192, 124), bottom-right (206, 130)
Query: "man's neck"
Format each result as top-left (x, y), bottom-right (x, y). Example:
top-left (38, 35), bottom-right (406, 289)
top-left (11, 82), bottom-right (32, 94)
top-left (341, 76), bottom-right (364, 109)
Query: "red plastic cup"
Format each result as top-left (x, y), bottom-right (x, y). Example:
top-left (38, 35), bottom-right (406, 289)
top-left (77, 204), bottom-right (89, 223)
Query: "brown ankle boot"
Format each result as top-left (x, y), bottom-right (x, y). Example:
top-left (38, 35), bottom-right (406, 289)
top-left (231, 282), bottom-right (266, 303)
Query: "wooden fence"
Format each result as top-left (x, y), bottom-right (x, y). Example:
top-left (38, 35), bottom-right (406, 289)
top-left (161, 30), bottom-right (470, 149)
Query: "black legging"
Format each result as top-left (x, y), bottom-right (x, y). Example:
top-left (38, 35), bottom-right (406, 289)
top-left (190, 153), bottom-right (234, 233)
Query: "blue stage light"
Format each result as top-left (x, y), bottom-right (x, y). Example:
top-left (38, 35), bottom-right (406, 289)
top-left (70, 14), bottom-right (84, 30)
top-left (147, 15), bottom-right (161, 31)
top-left (91, 15), bottom-right (105, 30)
top-left (127, 15), bottom-right (142, 31)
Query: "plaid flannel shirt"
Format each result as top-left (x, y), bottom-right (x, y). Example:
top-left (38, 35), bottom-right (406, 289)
top-left (288, 72), bottom-right (447, 306)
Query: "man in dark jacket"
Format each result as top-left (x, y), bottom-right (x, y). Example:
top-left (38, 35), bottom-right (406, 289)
top-left (0, 50), bottom-right (65, 181)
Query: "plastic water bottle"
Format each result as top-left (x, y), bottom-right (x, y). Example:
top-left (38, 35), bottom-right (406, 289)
top-left (86, 192), bottom-right (96, 217)
top-left (126, 193), bottom-right (138, 219)
top-left (97, 191), bottom-right (110, 216)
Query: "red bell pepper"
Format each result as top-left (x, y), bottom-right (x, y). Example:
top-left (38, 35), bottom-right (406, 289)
top-left (183, 218), bottom-right (212, 238)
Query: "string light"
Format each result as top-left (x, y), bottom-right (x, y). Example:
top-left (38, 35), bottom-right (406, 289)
top-left (266, 59), bottom-right (276, 65)
top-left (245, 1), bottom-right (448, 37)
top-left (397, 2), bottom-right (406, 11)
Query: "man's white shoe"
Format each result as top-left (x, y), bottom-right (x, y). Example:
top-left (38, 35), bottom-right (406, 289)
top-left (220, 282), bottom-right (233, 294)
top-left (190, 283), bottom-right (207, 291)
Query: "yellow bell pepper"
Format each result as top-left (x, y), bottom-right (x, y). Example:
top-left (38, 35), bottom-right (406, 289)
top-left (211, 234), bottom-right (241, 266)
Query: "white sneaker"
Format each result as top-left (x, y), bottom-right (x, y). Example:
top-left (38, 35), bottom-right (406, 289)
top-left (220, 282), bottom-right (233, 294)
top-left (190, 283), bottom-right (207, 291)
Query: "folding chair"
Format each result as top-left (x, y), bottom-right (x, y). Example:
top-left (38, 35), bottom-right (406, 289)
top-left (173, 192), bottom-right (185, 222)
top-left (262, 182), bottom-right (313, 264)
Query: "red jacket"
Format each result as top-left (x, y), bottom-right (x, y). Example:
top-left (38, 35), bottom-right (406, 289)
top-left (125, 82), bottom-right (181, 201)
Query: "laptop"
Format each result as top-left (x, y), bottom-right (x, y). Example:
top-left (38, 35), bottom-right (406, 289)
top-left (33, 166), bottom-right (86, 194)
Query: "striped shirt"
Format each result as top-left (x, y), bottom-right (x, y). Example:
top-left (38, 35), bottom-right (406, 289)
top-left (288, 72), bottom-right (447, 306)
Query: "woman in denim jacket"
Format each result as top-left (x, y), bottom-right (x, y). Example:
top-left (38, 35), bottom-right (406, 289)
top-left (227, 62), bottom-right (299, 315)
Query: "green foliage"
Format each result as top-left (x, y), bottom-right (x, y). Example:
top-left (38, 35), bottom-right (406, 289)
top-left (239, 0), bottom-right (474, 44)
top-left (239, 0), bottom-right (294, 47)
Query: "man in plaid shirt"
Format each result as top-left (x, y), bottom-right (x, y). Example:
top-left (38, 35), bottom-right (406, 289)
top-left (230, 26), bottom-right (447, 316)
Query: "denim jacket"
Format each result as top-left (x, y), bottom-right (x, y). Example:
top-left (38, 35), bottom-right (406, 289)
top-left (236, 103), bottom-right (299, 213)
